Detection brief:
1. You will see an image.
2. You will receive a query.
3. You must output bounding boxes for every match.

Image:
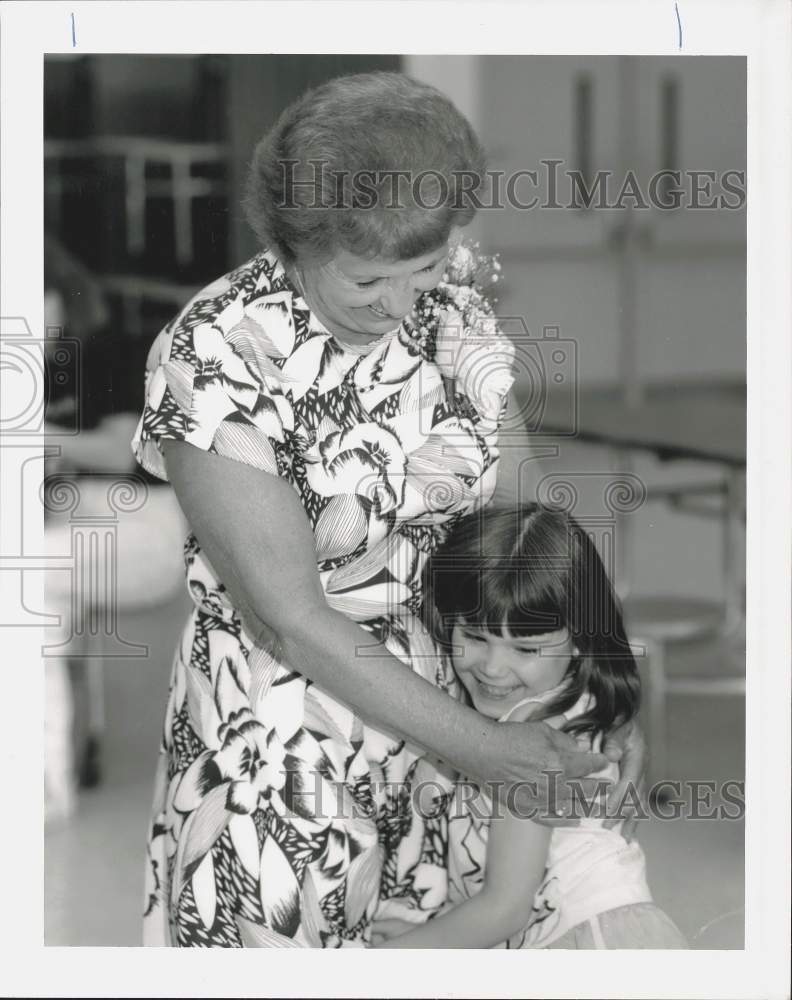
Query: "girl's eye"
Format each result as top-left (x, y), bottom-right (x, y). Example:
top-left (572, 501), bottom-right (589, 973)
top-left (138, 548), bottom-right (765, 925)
top-left (356, 278), bottom-right (381, 289)
top-left (517, 648), bottom-right (539, 656)
top-left (463, 631), bottom-right (487, 643)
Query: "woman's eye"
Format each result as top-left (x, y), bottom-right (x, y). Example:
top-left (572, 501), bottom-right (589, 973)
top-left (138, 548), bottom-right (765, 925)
top-left (356, 278), bottom-right (380, 289)
top-left (517, 647), bottom-right (539, 655)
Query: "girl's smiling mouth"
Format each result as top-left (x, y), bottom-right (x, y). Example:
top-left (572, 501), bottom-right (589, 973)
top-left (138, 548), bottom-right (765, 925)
top-left (473, 679), bottom-right (523, 699)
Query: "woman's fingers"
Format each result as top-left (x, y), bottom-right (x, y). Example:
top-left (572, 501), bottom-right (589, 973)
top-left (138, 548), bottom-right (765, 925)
top-left (549, 726), bottom-right (610, 778)
top-left (497, 720), bottom-right (649, 831)
top-left (601, 720), bottom-right (649, 837)
top-left (558, 747), bottom-right (610, 779)
top-left (604, 719), bottom-right (648, 814)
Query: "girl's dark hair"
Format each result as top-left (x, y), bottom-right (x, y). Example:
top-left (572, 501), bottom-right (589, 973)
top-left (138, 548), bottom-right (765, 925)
top-left (422, 503), bottom-right (640, 738)
top-left (243, 71), bottom-right (486, 267)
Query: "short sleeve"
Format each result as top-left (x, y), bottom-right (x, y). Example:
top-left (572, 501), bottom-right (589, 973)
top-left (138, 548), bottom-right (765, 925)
top-left (132, 293), bottom-right (292, 483)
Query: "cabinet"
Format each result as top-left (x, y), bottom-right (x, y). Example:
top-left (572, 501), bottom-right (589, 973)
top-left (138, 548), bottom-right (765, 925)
top-left (472, 55), bottom-right (746, 387)
top-left (403, 55), bottom-right (746, 604)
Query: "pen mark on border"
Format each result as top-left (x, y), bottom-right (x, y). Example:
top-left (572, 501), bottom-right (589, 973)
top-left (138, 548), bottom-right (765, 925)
top-left (71, 12), bottom-right (76, 47)
top-left (674, 2), bottom-right (683, 49)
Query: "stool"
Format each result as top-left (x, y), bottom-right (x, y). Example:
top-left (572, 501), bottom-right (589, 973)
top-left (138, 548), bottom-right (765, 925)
top-left (622, 595), bottom-right (744, 788)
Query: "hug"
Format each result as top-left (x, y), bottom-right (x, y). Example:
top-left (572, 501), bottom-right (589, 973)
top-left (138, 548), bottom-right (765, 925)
top-left (131, 70), bottom-right (679, 948)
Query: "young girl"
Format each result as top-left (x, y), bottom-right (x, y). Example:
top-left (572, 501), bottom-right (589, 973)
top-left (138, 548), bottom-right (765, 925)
top-left (373, 503), bottom-right (687, 949)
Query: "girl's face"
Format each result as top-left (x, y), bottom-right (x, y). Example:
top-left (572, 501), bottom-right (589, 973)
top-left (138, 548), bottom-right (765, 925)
top-left (450, 621), bottom-right (576, 718)
top-left (296, 244), bottom-right (449, 345)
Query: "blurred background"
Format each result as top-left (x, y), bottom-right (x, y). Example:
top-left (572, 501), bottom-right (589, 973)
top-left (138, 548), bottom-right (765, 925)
top-left (43, 54), bottom-right (745, 948)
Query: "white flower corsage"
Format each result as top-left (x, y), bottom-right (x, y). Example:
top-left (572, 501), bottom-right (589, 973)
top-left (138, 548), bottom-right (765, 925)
top-left (411, 241), bottom-right (515, 425)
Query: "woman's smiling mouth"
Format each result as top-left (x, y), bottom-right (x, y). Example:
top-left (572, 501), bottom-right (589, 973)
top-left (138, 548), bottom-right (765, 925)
top-left (368, 304), bottom-right (395, 319)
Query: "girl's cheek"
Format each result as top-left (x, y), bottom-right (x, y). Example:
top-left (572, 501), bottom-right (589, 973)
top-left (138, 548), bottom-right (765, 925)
top-left (450, 643), bottom-right (472, 673)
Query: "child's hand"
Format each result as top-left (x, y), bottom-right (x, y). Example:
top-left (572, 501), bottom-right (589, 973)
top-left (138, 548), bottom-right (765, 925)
top-left (370, 917), bottom-right (418, 947)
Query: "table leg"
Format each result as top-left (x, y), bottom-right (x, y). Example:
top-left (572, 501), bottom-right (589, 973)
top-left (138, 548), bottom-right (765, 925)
top-left (611, 447), bottom-right (635, 600)
top-left (722, 467), bottom-right (746, 642)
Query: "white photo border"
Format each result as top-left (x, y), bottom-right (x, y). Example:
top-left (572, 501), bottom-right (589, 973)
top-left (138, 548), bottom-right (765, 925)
top-left (1, 1), bottom-right (789, 997)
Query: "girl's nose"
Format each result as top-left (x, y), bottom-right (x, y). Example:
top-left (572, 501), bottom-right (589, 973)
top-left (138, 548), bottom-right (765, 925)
top-left (478, 649), bottom-right (510, 679)
top-left (379, 278), bottom-right (418, 318)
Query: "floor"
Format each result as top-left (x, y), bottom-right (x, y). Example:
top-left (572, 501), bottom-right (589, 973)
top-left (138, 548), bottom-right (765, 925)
top-left (44, 598), bottom-right (746, 949)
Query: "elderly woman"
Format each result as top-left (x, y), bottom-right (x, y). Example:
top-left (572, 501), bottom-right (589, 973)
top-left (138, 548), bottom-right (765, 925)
top-left (133, 72), bottom-right (643, 948)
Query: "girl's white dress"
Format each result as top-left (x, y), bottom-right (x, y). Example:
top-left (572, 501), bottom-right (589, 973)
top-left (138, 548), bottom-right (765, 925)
top-left (445, 691), bottom-right (687, 948)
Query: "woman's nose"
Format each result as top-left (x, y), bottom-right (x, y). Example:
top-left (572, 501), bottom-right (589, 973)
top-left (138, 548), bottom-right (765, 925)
top-left (379, 279), bottom-right (418, 318)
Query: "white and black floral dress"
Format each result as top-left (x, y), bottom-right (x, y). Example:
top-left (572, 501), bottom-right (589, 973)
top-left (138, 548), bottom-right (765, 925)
top-left (132, 247), bottom-right (511, 947)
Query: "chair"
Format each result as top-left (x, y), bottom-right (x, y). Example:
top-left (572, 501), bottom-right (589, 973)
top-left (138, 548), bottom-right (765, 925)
top-left (623, 595), bottom-right (745, 789)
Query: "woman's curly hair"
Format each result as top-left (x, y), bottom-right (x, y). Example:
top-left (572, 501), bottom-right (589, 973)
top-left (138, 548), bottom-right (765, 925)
top-left (243, 72), bottom-right (487, 267)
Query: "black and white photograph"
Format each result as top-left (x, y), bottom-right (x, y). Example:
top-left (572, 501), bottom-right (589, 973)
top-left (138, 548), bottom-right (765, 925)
top-left (1, 3), bottom-right (790, 998)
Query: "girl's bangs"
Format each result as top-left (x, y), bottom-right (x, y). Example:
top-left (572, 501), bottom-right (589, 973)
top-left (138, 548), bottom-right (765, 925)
top-left (453, 566), bottom-right (567, 637)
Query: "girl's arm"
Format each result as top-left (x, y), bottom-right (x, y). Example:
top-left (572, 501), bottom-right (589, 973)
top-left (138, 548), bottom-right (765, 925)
top-left (374, 794), bottom-right (552, 949)
top-left (162, 440), bottom-right (610, 804)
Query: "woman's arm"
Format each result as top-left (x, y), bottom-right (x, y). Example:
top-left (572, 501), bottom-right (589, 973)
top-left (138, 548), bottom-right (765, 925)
top-left (375, 796), bottom-right (552, 948)
top-left (162, 440), bottom-right (610, 806)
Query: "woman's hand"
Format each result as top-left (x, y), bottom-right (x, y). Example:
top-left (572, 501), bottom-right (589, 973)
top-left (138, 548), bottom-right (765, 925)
top-left (435, 308), bottom-right (515, 422)
top-left (468, 719), bottom-right (614, 822)
top-left (601, 718), bottom-right (649, 842)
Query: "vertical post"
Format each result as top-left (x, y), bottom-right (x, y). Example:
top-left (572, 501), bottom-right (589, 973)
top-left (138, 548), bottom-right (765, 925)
top-left (617, 56), bottom-right (643, 411)
top-left (722, 466), bottom-right (745, 640)
top-left (125, 153), bottom-right (146, 258)
top-left (172, 157), bottom-right (193, 268)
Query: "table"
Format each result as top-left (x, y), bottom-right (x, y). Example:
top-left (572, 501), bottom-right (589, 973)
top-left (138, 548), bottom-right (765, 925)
top-left (531, 378), bottom-right (745, 467)
top-left (515, 378), bottom-right (746, 629)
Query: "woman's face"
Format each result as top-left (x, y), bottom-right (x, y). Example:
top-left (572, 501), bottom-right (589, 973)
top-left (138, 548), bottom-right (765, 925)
top-left (450, 622), bottom-right (575, 718)
top-left (296, 244), bottom-right (449, 345)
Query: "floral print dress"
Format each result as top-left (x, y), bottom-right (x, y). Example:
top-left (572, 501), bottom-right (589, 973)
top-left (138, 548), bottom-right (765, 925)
top-left (132, 246), bottom-right (513, 947)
